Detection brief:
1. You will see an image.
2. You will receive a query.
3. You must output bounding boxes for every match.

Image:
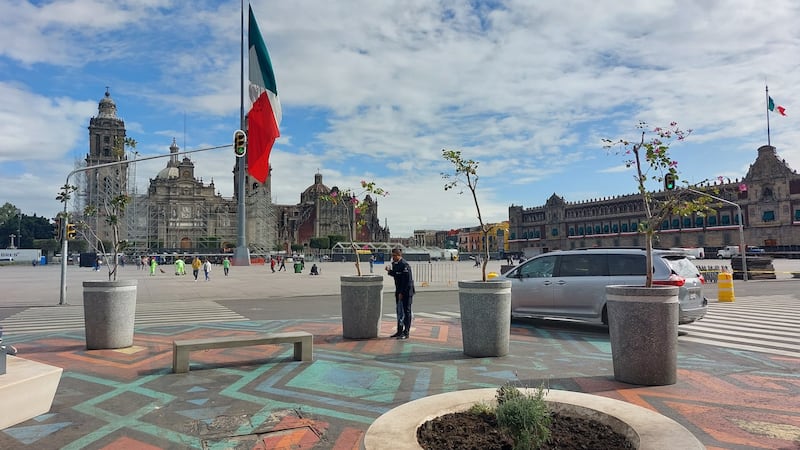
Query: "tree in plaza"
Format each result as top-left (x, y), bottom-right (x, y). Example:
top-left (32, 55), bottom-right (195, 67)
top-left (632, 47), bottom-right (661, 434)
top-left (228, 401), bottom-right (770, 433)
top-left (57, 137), bottom-right (137, 281)
top-left (603, 122), bottom-right (715, 287)
top-left (441, 149), bottom-right (492, 282)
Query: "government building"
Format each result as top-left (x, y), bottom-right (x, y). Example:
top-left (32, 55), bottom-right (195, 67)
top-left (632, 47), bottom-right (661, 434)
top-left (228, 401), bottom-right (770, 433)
top-left (507, 144), bottom-right (800, 256)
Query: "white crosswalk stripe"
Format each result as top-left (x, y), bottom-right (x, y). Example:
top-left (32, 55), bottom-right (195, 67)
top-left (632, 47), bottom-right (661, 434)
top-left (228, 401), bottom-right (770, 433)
top-left (679, 296), bottom-right (800, 358)
top-left (385, 311), bottom-right (461, 319)
top-left (0, 301), bottom-right (248, 334)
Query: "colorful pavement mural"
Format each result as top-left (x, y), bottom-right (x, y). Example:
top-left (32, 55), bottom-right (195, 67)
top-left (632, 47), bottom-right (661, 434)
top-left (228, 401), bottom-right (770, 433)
top-left (2, 317), bottom-right (799, 449)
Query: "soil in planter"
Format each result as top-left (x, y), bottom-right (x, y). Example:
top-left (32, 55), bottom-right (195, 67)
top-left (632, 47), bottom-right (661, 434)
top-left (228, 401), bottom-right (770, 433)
top-left (417, 410), bottom-right (634, 450)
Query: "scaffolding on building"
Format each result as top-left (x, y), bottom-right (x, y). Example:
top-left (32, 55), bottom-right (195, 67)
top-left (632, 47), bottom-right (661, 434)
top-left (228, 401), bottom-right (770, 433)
top-left (248, 180), bottom-right (276, 256)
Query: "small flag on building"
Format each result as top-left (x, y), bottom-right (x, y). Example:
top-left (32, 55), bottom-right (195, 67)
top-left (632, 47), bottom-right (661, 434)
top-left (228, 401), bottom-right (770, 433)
top-left (768, 96), bottom-right (787, 116)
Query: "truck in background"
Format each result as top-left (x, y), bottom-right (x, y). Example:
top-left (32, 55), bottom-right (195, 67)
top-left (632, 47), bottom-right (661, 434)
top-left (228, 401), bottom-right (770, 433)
top-left (716, 245), bottom-right (740, 258)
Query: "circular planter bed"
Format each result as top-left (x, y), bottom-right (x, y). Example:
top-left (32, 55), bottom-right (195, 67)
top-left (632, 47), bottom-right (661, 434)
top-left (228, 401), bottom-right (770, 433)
top-left (362, 389), bottom-right (703, 450)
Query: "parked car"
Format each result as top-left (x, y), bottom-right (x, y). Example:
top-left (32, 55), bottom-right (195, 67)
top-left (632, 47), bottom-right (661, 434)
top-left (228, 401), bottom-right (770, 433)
top-left (745, 246), bottom-right (765, 255)
top-left (501, 248), bottom-right (708, 325)
top-left (716, 245), bottom-right (740, 258)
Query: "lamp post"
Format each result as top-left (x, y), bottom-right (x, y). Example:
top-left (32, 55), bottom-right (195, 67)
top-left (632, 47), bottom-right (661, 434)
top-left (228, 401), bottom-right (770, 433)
top-left (687, 188), bottom-right (747, 281)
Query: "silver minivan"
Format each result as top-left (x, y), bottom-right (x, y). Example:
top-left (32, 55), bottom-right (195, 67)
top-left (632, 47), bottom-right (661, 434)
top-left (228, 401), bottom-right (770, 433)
top-left (502, 248), bottom-right (708, 325)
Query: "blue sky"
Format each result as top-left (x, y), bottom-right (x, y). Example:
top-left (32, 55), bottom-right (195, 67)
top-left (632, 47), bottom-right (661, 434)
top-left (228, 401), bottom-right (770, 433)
top-left (1, 0), bottom-right (799, 237)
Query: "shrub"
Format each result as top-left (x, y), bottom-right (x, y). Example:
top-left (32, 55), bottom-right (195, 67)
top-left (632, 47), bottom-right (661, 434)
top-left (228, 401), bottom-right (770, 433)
top-left (495, 382), bottom-right (551, 450)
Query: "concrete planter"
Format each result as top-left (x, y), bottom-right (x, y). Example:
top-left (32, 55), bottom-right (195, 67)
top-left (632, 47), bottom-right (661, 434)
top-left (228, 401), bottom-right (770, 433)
top-left (340, 275), bottom-right (384, 339)
top-left (83, 279), bottom-right (137, 350)
top-left (606, 285), bottom-right (678, 386)
top-left (458, 280), bottom-right (512, 357)
top-left (362, 388), bottom-right (704, 450)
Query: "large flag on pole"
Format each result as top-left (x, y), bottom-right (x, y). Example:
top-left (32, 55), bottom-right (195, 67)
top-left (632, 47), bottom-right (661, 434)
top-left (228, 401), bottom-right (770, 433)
top-left (247, 5), bottom-right (281, 183)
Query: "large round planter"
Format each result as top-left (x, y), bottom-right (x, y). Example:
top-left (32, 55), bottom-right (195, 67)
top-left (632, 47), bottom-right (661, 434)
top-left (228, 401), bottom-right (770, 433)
top-left (340, 275), bottom-right (383, 339)
top-left (83, 280), bottom-right (137, 350)
top-left (362, 388), bottom-right (704, 450)
top-left (458, 279), bottom-right (511, 357)
top-left (606, 285), bottom-right (678, 386)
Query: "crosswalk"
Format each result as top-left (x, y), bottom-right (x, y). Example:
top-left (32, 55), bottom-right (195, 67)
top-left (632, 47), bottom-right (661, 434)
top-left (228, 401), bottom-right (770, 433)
top-left (0, 301), bottom-right (248, 334)
top-left (679, 295), bottom-right (800, 359)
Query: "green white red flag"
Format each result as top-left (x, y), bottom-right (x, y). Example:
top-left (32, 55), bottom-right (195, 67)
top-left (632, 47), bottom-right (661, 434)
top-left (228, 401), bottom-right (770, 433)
top-left (247, 6), bottom-right (281, 183)
top-left (768, 96), bottom-right (787, 116)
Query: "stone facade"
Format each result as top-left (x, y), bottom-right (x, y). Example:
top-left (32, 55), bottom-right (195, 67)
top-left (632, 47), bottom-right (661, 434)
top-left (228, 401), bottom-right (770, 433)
top-left (274, 174), bottom-right (389, 251)
top-left (83, 89), bottom-right (129, 245)
top-left (508, 145), bottom-right (800, 256)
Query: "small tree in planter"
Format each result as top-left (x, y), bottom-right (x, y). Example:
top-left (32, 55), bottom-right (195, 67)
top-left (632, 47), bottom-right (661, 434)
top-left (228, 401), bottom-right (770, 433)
top-left (602, 122), bottom-right (714, 286)
top-left (441, 149), bottom-right (511, 357)
top-left (441, 149), bottom-right (492, 281)
top-left (56, 137), bottom-right (136, 281)
top-left (321, 180), bottom-right (387, 276)
top-left (603, 122), bottom-right (715, 385)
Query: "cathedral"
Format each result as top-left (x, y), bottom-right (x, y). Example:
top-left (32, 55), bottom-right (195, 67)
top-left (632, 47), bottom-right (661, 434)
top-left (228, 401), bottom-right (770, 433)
top-left (80, 90), bottom-right (387, 256)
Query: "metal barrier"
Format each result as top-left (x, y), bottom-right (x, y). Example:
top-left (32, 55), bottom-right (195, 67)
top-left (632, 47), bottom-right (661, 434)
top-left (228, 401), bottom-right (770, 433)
top-left (411, 263), bottom-right (459, 287)
top-left (698, 266), bottom-right (728, 283)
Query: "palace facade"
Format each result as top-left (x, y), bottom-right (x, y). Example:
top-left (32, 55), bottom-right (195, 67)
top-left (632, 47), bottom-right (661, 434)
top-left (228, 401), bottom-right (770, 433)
top-left (508, 144), bottom-right (800, 256)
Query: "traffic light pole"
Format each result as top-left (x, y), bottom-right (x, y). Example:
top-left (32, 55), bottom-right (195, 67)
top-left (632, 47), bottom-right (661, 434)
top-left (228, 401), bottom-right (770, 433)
top-left (686, 188), bottom-right (748, 281)
top-left (58, 144), bottom-right (228, 305)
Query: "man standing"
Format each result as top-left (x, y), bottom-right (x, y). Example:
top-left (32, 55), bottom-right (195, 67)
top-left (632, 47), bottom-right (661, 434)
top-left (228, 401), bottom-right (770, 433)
top-left (385, 248), bottom-right (415, 340)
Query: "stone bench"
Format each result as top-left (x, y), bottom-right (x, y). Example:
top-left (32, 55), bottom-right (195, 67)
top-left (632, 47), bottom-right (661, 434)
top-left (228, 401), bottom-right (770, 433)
top-left (172, 331), bottom-right (313, 373)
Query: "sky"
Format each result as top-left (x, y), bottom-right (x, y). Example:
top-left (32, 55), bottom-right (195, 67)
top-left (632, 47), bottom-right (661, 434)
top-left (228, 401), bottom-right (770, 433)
top-left (1, 0), bottom-right (799, 237)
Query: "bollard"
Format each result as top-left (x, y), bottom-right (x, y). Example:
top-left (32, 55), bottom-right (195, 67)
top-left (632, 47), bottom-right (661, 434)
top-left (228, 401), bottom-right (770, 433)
top-left (717, 272), bottom-right (735, 302)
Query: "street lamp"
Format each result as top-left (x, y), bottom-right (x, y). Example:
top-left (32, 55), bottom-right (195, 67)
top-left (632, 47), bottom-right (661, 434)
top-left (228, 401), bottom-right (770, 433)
top-left (687, 188), bottom-right (747, 281)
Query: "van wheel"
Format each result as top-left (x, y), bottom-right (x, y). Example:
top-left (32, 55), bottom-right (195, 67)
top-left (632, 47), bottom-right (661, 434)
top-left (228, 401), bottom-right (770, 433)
top-left (601, 305), bottom-right (608, 325)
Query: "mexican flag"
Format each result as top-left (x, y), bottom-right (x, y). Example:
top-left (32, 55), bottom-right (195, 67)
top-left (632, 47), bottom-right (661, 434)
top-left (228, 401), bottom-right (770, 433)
top-left (247, 6), bottom-right (281, 183)
top-left (768, 96), bottom-right (787, 116)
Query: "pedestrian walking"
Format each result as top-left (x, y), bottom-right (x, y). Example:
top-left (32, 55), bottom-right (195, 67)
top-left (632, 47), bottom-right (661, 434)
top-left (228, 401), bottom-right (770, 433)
top-left (369, 255), bottom-right (375, 273)
top-left (278, 257), bottom-right (286, 272)
top-left (191, 256), bottom-right (202, 281)
top-left (203, 258), bottom-right (212, 281)
top-left (270, 257), bottom-right (276, 273)
top-left (385, 248), bottom-right (415, 340)
top-left (222, 257), bottom-right (231, 276)
top-left (149, 257), bottom-right (157, 276)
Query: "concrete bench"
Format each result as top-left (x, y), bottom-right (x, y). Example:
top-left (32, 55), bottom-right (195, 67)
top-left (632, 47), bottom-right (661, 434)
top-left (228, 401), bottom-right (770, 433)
top-left (172, 331), bottom-right (313, 373)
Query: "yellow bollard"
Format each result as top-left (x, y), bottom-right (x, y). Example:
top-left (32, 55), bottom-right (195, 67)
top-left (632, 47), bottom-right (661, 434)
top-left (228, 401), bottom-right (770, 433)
top-left (717, 272), bottom-right (735, 302)
top-left (487, 272), bottom-right (499, 279)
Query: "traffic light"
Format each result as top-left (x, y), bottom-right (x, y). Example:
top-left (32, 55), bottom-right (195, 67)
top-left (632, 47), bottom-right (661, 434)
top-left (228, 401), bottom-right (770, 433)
top-left (54, 218), bottom-right (61, 238)
top-left (664, 173), bottom-right (676, 190)
top-left (66, 223), bottom-right (77, 240)
top-left (233, 130), bottom-right (247, 157)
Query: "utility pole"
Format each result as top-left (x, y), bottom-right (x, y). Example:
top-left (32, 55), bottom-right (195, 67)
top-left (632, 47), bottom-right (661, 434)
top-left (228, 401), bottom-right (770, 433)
top-left (687, 188), bottom-right (748, 281)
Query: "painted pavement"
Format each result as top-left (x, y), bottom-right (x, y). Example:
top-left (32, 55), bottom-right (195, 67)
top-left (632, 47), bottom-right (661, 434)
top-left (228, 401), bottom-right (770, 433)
top-left (2, 317), bottom-right (799, 449)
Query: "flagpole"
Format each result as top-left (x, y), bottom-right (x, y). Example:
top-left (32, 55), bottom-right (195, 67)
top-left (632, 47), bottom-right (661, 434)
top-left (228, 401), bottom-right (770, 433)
top-left (766, 84), bottom-right (771, 147)
top-left (233, 0), bottom-right (251, 266)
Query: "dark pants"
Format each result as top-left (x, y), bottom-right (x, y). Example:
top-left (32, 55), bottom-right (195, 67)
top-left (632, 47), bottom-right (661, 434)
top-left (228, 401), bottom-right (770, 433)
top-left (395, 292), bottom-right (413, 334)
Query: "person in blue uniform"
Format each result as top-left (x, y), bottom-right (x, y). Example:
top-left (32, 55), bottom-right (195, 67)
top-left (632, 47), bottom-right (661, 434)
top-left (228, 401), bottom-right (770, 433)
top-left (385, 248), bottom-right (415, 340)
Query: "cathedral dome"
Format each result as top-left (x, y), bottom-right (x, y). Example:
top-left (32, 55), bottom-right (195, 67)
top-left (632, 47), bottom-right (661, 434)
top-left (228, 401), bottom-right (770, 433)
top-left (156, 166), bottom-right (179, 180)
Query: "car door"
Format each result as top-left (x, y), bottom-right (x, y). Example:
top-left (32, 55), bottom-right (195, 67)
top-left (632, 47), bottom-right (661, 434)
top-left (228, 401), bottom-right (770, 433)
top-left (551, 253), bottom-right (609, 320)
top-left (507, 254), bottom-right (558, 316)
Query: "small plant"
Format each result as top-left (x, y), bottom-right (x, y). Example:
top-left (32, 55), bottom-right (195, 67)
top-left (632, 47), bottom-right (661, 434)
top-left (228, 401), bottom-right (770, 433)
top-left (603, 122), bottom-right (714, 287)
top-left (441, 149), bottom-right (490, 281)
top-left (495, 382), bottom-right (551, 450)
top-left (57, 137), bottom-right (137, 281)
top-left (320, 180), bottom-right (387, 276)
